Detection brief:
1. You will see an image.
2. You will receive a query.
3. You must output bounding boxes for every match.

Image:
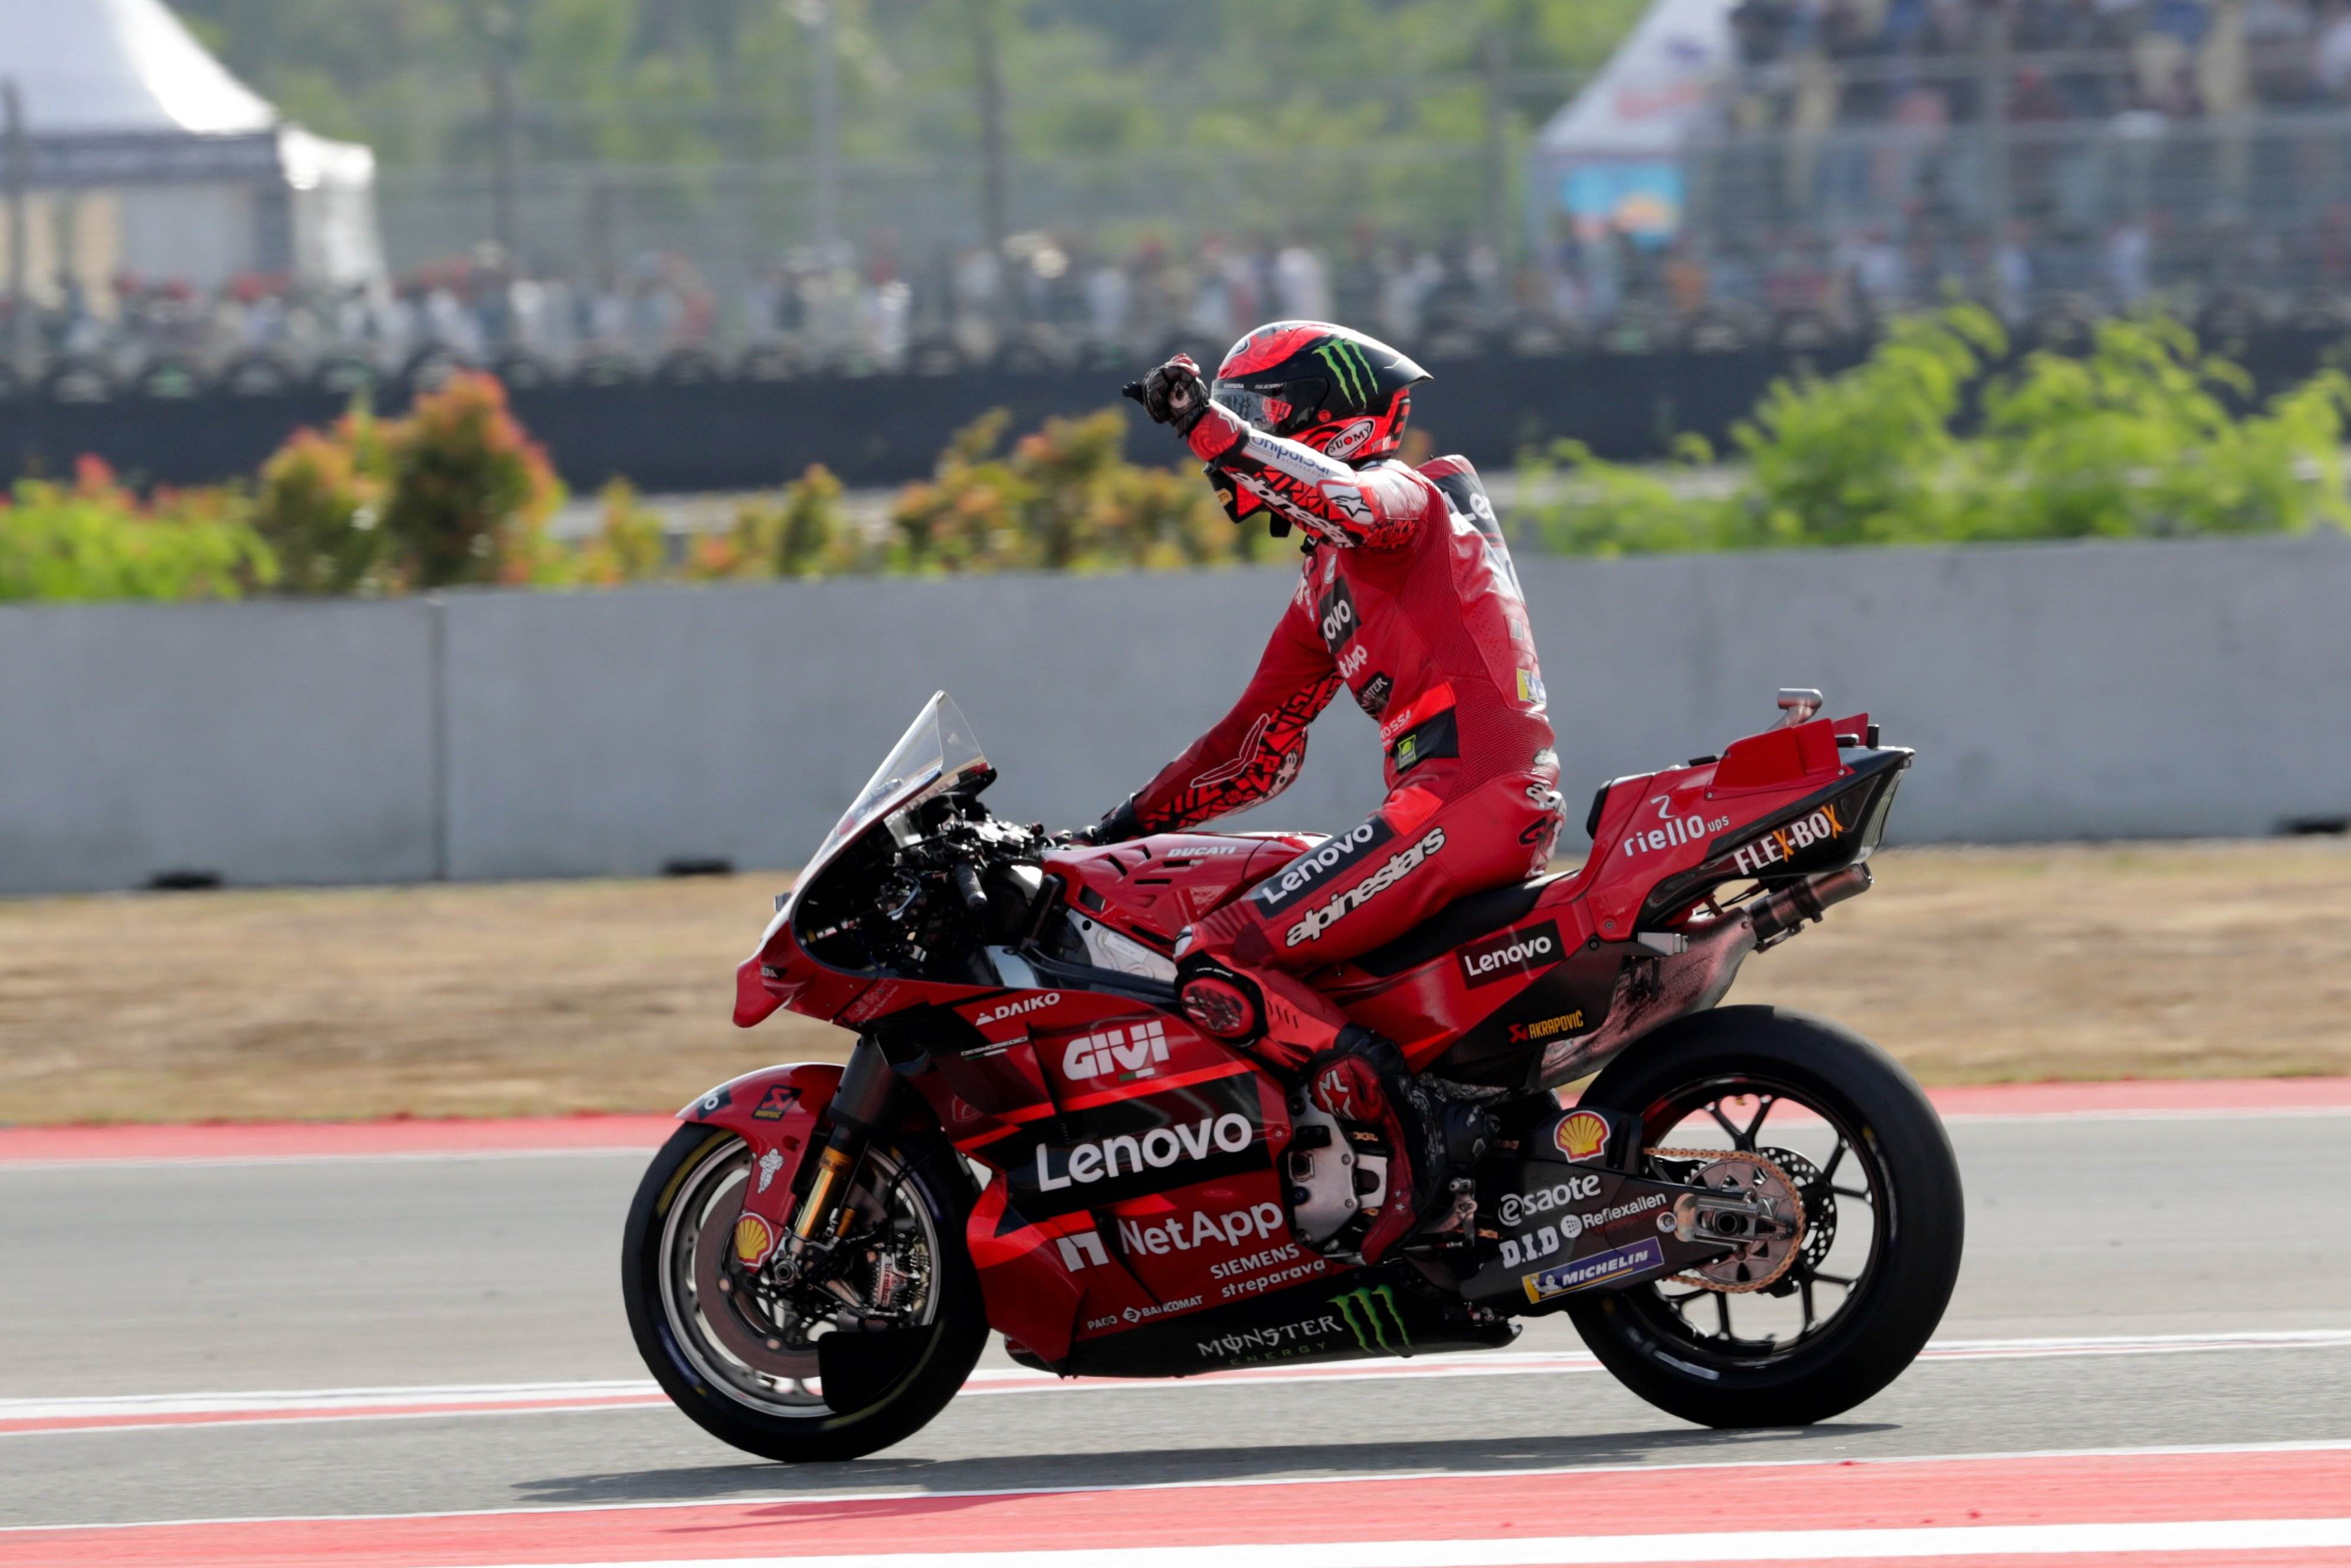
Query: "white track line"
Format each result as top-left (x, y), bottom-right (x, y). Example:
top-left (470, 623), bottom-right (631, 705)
top-left (5, 1329), bottom-right (2346, 1436)
top-left (465, 1518), bottom-right (2351, 1568)
top-left (11, 1437), bottom-right (2350, 1537)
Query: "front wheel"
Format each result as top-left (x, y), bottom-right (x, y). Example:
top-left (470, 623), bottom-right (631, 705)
top-left (1566, 1006), bottom-right (1963, 1428)
top-left (622, 1123), bottom-right (988, 1463)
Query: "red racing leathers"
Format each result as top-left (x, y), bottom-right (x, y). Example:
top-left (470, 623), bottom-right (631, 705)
top-left (1127, 400), bottom-right (1566, 1072)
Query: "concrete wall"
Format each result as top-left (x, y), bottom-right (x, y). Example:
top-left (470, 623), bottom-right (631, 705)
top-left (0, 599), bottom-right (439, 893)
top-left (4, 534), bottom-right (2347, 894)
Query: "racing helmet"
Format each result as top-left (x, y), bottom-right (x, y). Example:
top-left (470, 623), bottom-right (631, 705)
top-left (1209, 321), bottom-right (1430, 464)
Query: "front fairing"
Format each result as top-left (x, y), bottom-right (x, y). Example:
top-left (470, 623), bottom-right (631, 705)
top-left (738, 692), bottom-right (991, 1026)
top-left (764, 693), bottom-right (988, 939)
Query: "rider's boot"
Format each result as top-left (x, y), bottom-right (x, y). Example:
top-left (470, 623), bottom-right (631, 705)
top-left (1300, 1026), bottom-right (1467, 1263)
top-left (1178, 957), bottom-right (1474, 1263)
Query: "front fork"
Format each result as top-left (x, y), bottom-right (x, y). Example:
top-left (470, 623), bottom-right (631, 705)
top-left (787, 1038), bottom-right (900, 1245)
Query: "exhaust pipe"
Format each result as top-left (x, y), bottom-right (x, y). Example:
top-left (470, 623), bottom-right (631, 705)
top-left (1748, 864), bottom-right (1874, 946)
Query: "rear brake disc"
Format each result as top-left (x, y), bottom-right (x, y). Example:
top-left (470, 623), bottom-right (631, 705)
top-left (1648, 1147), bottom-right (1808, 1293)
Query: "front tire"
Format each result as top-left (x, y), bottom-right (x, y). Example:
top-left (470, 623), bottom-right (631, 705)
top-left (622, 1123), bottom-right (988, 1463)
top-left (1566, 1006), bottom-right (1963, 1428)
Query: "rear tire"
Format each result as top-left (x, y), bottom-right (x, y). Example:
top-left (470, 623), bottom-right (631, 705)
top-left (622, 1123), bottom-right (988, 1463)
top-left (1566, 1006), bottom-right (1963, 1427)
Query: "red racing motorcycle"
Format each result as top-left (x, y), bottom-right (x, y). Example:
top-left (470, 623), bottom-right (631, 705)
top-left (623, 690), bottom-right (1963, 1462)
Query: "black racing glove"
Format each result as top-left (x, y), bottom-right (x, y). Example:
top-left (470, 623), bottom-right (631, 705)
top-left (1078, 797), bottom-right (1146, 845)
top-left (1120, 354), bottom-right (1210, 435)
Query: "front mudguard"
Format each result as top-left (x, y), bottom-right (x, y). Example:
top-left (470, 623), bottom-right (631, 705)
top-left (674, 1062), bottom-right (844, 1268)
top-left (674, 1059), bottom-right (949, 1268)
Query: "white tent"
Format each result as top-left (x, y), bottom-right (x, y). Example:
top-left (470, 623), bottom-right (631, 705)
top-left (1529, 0), bottom-right (1738, 242)
top-left (0, 0), bottom-right (384, 296)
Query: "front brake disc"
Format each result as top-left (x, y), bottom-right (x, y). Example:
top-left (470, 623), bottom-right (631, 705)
top-left (692, 1184), bottom-right (821, 1379)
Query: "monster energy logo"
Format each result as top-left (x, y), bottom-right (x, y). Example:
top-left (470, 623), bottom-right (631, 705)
top-left (1316, 340), bottom-right (1376, 405)
top-left (1329, 1284), bottom-right (1411, 1352)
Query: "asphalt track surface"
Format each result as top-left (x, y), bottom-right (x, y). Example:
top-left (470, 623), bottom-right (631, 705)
top-left (6, 1079), bottom-right (2351, 1567)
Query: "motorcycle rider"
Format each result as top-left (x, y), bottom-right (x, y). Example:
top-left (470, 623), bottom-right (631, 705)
top-left (1087, 321), bottom-right (1564, 1264)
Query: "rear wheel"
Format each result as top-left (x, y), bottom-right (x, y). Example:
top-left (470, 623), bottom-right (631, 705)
top-left (1566, 1006), bottom-right (1963, 1427)
top-left (622, 1123), bottom-right (987, 1462)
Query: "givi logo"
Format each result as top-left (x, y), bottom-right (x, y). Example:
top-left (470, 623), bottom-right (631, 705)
top-left (1062, 1019), bottom-right (1170, 1082)
top-left (1456, 920), bottom-right (1564, 989)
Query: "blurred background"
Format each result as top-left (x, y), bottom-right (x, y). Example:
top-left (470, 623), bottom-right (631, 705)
top-left (1, 0), bottom-right (2348, 1124)
top-left (17, 0), bottom-right (2351, 385)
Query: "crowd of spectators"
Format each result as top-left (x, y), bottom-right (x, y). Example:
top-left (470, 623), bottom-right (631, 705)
top-left (1731, 0), bottom-right (2351, 128)
top-left (0, 231), bottom-right (1524, 391)
top-left (9, 207), bottom-right (2351, 395)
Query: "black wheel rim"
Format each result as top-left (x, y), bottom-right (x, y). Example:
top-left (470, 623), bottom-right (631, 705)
top-left (1617, 1072), bottom-right (1893, 1372)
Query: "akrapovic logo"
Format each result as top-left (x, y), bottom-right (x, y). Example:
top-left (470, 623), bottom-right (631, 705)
top-left (1284, 828), bottom-right (1445, 945)
top-left (1033, 1113), bottom-right (1254, 1194)
top-left (1457, 920), bottom-right (1563, 989)
top-left (1062, 1019), bottom-right (1169, 1082)
top-left (975, 993), bottom-right (1060, 1027)
top-left (1250, 819), bottom-right (1393, 916)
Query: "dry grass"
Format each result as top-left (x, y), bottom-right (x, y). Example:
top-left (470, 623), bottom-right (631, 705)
top-left (1734, 838), bottom-right (2351, 1084)
top-left (4, 839), bottom-right (2347, 1125)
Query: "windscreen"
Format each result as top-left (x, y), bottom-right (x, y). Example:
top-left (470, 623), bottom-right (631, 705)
top-left (783, 692), bottom-right (987, 920)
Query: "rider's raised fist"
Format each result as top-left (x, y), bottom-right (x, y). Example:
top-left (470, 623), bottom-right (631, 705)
top-left (1138, 354), bottom-right (1209, 434)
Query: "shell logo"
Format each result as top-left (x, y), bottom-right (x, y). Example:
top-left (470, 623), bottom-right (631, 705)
top-left (1553, 1108), bottom-right (1611, 1164)
top-left (733, 1213), bottom-right (777, 1269)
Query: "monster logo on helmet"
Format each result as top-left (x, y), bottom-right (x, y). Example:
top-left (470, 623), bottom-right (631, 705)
top-left (1210, 321), bottom-right (1431, 464)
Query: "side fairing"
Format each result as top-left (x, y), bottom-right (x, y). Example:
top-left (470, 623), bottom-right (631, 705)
top-left (1313, 880), bottom-right (1609, 1085)
top-left (941, 1054), bottom-right (1311, 1369)
top-left (1042, 833), bottom-right (1316, 954)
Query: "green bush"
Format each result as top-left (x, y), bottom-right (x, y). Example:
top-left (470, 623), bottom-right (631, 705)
top-left (253, 422), bottom-right (385, 594)
top-left (571, 478), bottom-right (670, 586)
top-left (27, 307), bottom-right (2332, 607)
top-left (891, 406), bottom-right (1276, 574)
top-left (0, 458), bottom-right (273, 603)
top-left (728, 465), bottom-right (860, 579)
top-left (1521, 306), bottom-right (2351, 555)
top-left (380, 372), bottom-right (566, 588)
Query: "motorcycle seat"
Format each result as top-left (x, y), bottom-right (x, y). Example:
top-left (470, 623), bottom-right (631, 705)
top-left (1345, 870), bottom-right (1576, 978)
